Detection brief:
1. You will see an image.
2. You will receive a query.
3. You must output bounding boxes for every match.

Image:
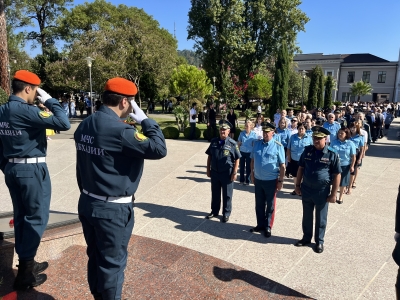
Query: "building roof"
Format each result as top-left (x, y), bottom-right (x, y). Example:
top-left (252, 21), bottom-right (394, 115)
top-left (341, 54), bottom-right (389, 63)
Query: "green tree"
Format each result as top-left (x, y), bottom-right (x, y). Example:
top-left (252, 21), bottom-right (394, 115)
top-left (317, 73), bottom-right (325, 108)
top-left (6, 0), bottom-right (73, 54)
top-left (177, 50), bottom-right (202, 67)
top-left (288, 68), bottom-right (310, 107)
top-left (169, 64), bottom-right (212, 112)
top-left (307, 65), bottom-right (323, 109)
top-left (56, 0), bottom-right (178, 101)
top-left (188, 0), bottom-right (309, 93)
top-left (324, 75), bottom-right (334, 108)
top-left (350, 80), bottom-right (373, 102)
top-left (270, 42), bottom-right (289, 119)
top-left (247, 73), bottom-right (272, 100)
top-left (0, 87), bottom-right (8, 105)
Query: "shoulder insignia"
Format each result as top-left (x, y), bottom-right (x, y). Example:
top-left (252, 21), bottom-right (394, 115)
top-left (274, 140), bottom-right (282, 146)
top-left (328, 146), bottom-right (337, 153)
top-left (39, 111), bottom-right (51, 118)
top-left (235, 144), bottom-right (239, 151)
top-left (134, 131), bottom-right (148, 142)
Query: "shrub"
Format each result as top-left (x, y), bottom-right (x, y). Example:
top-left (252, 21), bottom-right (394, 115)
top-left (162, 126), bottom-right (180, 139)
top-left (0, 88), bottom-right (8, 106)
top-left (183, 126), bottom-right (201, 139)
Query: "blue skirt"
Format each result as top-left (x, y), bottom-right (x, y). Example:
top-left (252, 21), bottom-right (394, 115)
top-left (340, 165), bottom-right (351, 187)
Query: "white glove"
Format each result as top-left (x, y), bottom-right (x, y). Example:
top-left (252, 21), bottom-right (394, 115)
top-left (37, 88), bottom-right (52, 103)
top-left (395, 233), bottom-right (400, 242)
top-left (129, 100), bottom-right (148, 124)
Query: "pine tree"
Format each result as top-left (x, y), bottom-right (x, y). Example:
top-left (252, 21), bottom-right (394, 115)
top-left (324, 75), bottom-right (334, 108)
top-left (317, 68), bottom-right (324, 108)
top-left (270, 42), bottom-right (289, 119)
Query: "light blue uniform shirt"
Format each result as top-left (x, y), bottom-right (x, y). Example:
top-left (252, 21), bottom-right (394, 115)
top-left (350, 134), bottom-right (365, 149)
top-left (251, 139), bottom-right (285, 181)
top-left (330, 139), bottom-right (356, 166)
top-left (238, 130), bottom-right (257, 153)
top-left (323, 122), bottom-right (341, 143)
top-left (287, 133), bottom-right (312, 161)
top-left (305, 129), bottom-right (313, 137)
top-left (276, 128), bottom-right (291, 148)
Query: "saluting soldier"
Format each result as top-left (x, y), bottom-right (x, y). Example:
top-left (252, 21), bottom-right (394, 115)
top-left (249, 122), bottom-right (285, 237)
top-left (0, 70), bottom-right (71, 290)
top-left (206, 120), bottom-right (241, 223)
top-left (74, 78), bottom-right (167, 300)
top-left (294, 126), bottom-right (341, 253)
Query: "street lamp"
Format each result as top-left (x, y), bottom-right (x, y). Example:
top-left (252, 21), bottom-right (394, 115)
top-left (6, 64), bottom-right (11, 94)
top-left (84, 57), bottom-right (94, 114)
top-left (301, 70), bottom-right (306, 108)
top-left (212, 76), bottom-right (216, 94)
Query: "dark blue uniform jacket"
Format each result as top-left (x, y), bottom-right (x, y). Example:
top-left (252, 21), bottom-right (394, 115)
top-left (74, 105), bottom-right (167, 197)
top-left (0, 95), bottom-right (71, 172)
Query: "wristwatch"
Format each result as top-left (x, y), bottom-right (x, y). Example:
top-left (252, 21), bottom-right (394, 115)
top-left (278, 179), bottom-right (283, 183)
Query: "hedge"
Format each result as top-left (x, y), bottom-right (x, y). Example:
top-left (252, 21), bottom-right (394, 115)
top-left (162, 126), bottom-right (180, 139)
top-left (183, 126), bottom-right (201, 139)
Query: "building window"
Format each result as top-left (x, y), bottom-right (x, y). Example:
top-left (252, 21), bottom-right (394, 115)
top-left (347, 71), bottom-right (355, 83)
top-left (325, 70), bottom-right (334, 77)
top-left (342, 92), bottom-right (355, 102)
top-left (362, 71), bottom-right (370, 83)
top-left (378, 71), bottom-right (386, 83)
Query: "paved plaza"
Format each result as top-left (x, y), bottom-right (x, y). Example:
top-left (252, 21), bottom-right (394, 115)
top-left (1, 116), bottom-right (400, 299)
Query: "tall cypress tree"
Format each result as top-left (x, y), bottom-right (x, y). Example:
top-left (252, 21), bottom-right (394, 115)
top-left (270, 42), bottom-right (289, 119)
top-left (307, 65), bottom-right (324, 109)
top-left (324, 75), bottom-right (334, 108)
top-left (317, 67), bottom-right (324, 108)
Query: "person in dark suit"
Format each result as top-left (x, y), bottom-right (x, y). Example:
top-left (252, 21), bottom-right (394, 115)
top-left (206, 102), bottom-right (217, 141)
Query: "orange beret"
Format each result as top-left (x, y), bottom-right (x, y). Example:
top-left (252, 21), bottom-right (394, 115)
top-left (104, 77), bottom-right (138, 96)
top-left (13, 70), bottom-right (41, 86)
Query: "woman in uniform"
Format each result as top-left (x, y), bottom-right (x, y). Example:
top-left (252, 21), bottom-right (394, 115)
top-left (348, 122), bottom-right (365, 193)
top-left (287, 122), bottom-right (312, 195)
top-left (330, 127), bottom-right (356, 203)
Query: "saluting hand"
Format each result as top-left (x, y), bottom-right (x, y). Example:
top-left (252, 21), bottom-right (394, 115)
top-left (37, 88), bottom-right (52, 103)
top-left (129, 100), bottom-right (148, 124)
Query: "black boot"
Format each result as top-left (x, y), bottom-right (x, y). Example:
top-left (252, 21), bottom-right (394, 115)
top-left (13, 260), bottom-right (47, 290)
top-left (33, 260), bottom-right (49, 274)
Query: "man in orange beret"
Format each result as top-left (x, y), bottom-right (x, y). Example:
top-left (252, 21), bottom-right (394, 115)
top-left (74, 77), bottom-right (167, 300)
top-left (0, 70), bottom-right (71, 290)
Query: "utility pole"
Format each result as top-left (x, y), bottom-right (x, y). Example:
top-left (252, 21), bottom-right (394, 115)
top-left (0, 0), bottom-right (10, 95)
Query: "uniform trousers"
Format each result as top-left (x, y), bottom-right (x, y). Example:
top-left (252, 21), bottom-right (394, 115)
top-left (301, 184), bottom-right (330, 244)
top-left (189, 122), bottom-right (196, 140)
top-left (254, 178), bottom-right (277, 229)
top-left (239, 152), bottom-right (251, 184)
top-left (78, 194), bottom-right (134, 300)
top-left (5, 162), bottom-right (51, 260)
top-left (210, 170), bottom-right (233, 217)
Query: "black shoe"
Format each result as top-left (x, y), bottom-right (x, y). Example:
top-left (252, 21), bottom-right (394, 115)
top-left (13, 260), bottom-right (47, 290)
top-left (315, 243), bottom-right (324, 253)
top-left (206, 212), bottom-right (218, 219)
top-left (33, 260), bottom-right (48, 275)
top-left (264, 227), bottom-right (271, 238)
top-left (221, 216), bottom-right (229, 223)
top-left (249, 226), bottom-right (264, 233)
top-left (295, 239), bottom-right (311, 247)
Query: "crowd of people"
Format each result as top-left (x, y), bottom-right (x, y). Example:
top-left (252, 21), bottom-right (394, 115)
top-left (205, 101), bottom-right (396, 254)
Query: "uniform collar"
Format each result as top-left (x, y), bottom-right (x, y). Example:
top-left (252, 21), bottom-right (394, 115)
top-left (322, 144), bottom-right (329, 153)
top-left (97, 105), bottom-right (121, 119)
top-left (9, 95), bottom-right (29, 104)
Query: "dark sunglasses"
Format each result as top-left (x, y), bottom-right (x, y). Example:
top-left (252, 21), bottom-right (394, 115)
top-left (291, 120), bottom-right (298, 122)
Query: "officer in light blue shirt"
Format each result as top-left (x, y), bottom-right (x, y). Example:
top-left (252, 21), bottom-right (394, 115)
top-left (237, 119), bottom-right (257, 185)
top-left (323, 113), bottom-right (341, 144)
top-left (250, 122), bottom-right (285, 238)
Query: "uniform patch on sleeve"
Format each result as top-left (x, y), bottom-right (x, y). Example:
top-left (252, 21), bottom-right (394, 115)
top-left (39, 111), bottom-right (51, 118)
top-left (134, 132), bottom-right (148, 142)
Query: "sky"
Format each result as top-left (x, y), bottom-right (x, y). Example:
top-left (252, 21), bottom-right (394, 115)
top-left (27, 0), bottom-right (400, 61)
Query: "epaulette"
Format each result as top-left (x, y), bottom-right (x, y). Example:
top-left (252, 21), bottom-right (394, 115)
top-left (274, 140), bottom-right (282, 146)
top-left (328, 146), bottom-right (337, 153)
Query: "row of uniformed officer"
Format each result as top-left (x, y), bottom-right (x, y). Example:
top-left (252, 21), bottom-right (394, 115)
top-left (74, 78), bottom-right (167, 299)
top-left (0, 70), bottom-right (71, 289)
